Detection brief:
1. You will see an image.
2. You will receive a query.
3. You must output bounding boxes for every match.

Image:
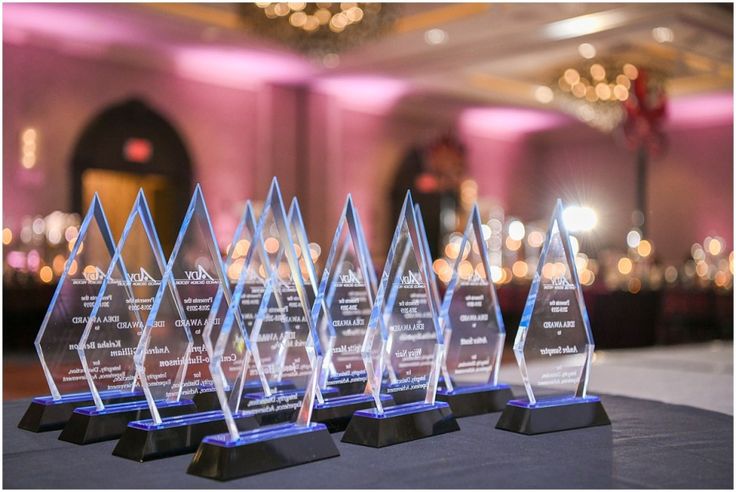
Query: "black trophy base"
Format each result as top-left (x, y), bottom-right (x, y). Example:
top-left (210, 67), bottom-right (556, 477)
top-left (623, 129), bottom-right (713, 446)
top-left (496, 396), bottom-right (611, 435)
top-left (58, 400), bottom-right (196, 445)
top-left (187, 422), bottom-right (339, 481)
top-left (436, 384), bottom-right (513, 417)
top-left (18, 390), bottom-right (144, 432)
top-left (113, 410), bottom-right (259, 461)
top-left (312, 394), bottom-right (394, 433)
top-left (341, 401), bottom-right (460, 448)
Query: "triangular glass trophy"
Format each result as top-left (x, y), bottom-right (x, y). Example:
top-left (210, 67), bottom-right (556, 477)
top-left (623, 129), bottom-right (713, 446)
top-left (59, 190), bottom-right (193, 444)
top-left (434, 205), bottom-right (513, 417)
top-left (310, 196), bottom-right (394, 432)
top-left (113, 186), bottom-right (260, 461)
top-left (190, 201), bottom-right (276, 412)
top-left (288, 198), bottom-right (319, 305)
top-left (341, 192), bottom-right (459, 448)
top-left (19, 195), bottom-right (141, 432)
top-left (496, 200), bottom-right (610, 434)
top-left (188, 178), bottom-right (339, 481)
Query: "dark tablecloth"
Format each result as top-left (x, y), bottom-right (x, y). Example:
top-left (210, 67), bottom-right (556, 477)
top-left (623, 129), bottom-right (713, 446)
top-left (3, 394), bottom-right (733, 489)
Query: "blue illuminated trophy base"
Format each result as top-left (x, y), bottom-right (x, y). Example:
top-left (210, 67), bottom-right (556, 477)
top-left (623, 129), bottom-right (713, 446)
top-left (436, 383), bottom-right (513, 418)
top-left (18, 389), bottom-right (145, 432)
top-left (58, 399), bottom-right (196, 444)
top-left (496, 396), bottom-right (611, 435)
top-left (312, 393), bottom-right (394, 433)
top-left (113, 410), bottom-right (258, 461)
top-left (341, 401), bottom-right (460, 448)
top-left (187, 422), bottom-right (339, 481)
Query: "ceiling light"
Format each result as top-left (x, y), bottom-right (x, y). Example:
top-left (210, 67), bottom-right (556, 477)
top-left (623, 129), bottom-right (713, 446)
top-left (424, 28), bottom-right (448, 45)
top-left (577, 43), bottom-right (596, 59)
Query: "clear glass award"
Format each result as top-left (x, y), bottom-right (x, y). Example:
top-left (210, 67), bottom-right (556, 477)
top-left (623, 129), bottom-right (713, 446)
top-left (113, 185), bottom-right (257, 461)
top-left (435, 205), bottom-right (513, 417)
top-left (310, 196), bottom-right (394, 432)
top-left (341, 192), bottom-right (459, 448)
top-left (19, 195), bottom-right (140, 432)
top-left (188, 178), bottom-right (339, 481)
top-left (496, 200), bottom-right (610, 434)
top-left (191, 201), bottom-right (271, 411)
top-left (59, 190), bottom-right (189, 444)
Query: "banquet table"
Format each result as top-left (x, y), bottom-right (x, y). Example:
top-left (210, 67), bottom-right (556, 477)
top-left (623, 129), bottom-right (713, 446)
top-left (3, 393), bottom-right (732, 489)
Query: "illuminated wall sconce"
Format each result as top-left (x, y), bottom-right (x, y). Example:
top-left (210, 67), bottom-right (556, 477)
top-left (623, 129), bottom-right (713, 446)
top-left (21, 127), bottom-right (38, 169)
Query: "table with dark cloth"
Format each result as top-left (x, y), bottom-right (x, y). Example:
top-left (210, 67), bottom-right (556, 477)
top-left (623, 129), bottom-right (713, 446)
top-left (3, 394), bottom-right (732, 489)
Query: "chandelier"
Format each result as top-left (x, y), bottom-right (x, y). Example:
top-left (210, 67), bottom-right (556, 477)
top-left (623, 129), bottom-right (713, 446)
top-left (238, 3), bottom-right (399, 58)
top-left (552, 60), bottom-right (666, 133)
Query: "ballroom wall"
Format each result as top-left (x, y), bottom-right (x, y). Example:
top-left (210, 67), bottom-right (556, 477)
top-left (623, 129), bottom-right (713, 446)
top-left (3, 39), bottom-right (732, 265)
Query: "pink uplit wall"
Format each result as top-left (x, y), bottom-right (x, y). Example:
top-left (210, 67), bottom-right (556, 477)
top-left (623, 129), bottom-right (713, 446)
top-left (3, 41), bottom-right (267, 247)
top-left (4, 35), bottom-right (733, 265)
top-left (529, 119), bottom-right (733, 263)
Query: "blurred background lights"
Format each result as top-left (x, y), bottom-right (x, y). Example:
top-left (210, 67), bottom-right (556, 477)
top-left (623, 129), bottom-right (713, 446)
top-left (652, 26), bottom-right (674, 43)
top-left (21, 127), bottom-right (38, 169)
top-left (577, 42), bottom-right (596, 59)
top-left (562, 205), bottom-right (597, 232)
top-left (424, 28), bottom-right (447, 45)
top-left (507, 220), bottom-right (525, 240)
top-left (626, 229), bottom-right (642, 248)
top-left (534, 85), bottom-right (554, 104)
top-left (637, 239), bottom-right (652, 257)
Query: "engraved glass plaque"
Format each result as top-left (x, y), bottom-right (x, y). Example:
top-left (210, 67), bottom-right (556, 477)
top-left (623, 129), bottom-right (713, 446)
top-left (342, 192), bottom-right (459, 448)
top-left (78, 190), bottom-right (166, 411)
top-left (309, 196), bottom-right (393, 431)
top-left (188, 178), bottom-right (338, 480)
top-left (113, 190), bottom-right (259, 460)
top-left (496, 200), bottom-right (610, 434)
top-left (198, 201), bottom-right (259, 404)
top-left (57, 191), bottom-right (195, 445)
top-left (36, 194), bottom-right (117, 400)
top-left (436, 205), bottom-right (512, 416)
top-left (134, 185), bottom-right (227, 423)
top-left (315, 196), bottom-right (373, 393)
top-left (19, 195), bottom-right (127, 432)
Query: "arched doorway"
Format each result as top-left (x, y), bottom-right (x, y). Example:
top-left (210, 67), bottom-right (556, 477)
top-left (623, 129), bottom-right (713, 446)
top-left (71, 98), bottom-right (193, 253)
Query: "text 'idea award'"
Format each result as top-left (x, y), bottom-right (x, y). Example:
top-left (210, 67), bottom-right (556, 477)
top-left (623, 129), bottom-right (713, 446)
top-left (188, 178), bottom-right (338, 481)
top-left (192, 200), bottom-right (273, 411)
top-left (436, 205), bottom-right (513, 417)
top-left (114, 186), bottom-right (257, 461)
top-left (311, 196), bottom-right (393, 432)
top-left (19, 195), bottom-right (140, 432)
top-left (342, 192), bottom-right (459, 448)
top-left (496, 200), bottom-right (610, 435)
top-left (60, 191), bottom-right (185, 444)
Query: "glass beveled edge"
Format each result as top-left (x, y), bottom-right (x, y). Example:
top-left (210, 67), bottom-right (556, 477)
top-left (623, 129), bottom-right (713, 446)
top-left (212, 197), bottom-right (275, 438)
top-left (311, 195), bottom-right (375, 391)
top-left (353, 207), bottom-right (378, 294)
top-left (203, 199), bottom-right (254, 367)
top-left (405, 196), bottom-right (445, 405)
top-left (288, 197), bottom-right (319, 296)
top-left (134, 187), bottom-right (218, 424)
top-left (264, 179), bottom-right (325, 425)
top-left (79, 189), bottom-right (167, 410)
top-left (439, 204), bottom-right (506, 391)
top-left (413, 204), bottom-right (442, 315)
top-left (513, 199), bottom-right (595, 404)
top-left (361, 191), bottom-right (444, 411)
top-left (34, 193), bottom-right (117, 401)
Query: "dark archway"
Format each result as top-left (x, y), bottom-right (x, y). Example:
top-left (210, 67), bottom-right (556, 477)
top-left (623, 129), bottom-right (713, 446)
top-left (71, 98), bottom-right (193, 252)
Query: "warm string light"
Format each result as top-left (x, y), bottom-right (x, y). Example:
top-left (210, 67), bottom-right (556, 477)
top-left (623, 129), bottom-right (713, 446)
top-left (256, 2), bottom-right (370, 34)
